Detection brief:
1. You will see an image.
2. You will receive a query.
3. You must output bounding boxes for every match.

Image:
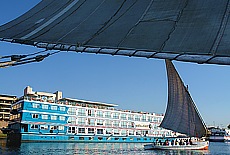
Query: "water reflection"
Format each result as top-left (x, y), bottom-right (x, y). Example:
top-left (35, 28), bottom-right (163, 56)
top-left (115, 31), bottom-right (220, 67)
top-left (2, 139), bottom-right (230, 155)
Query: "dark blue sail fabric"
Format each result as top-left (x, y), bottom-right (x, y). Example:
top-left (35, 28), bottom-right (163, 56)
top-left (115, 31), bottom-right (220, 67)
top-left (1, 0), bottom-right (230, 65)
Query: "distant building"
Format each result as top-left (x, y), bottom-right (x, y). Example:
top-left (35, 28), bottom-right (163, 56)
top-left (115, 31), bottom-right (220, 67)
top-left (0, 94), bottom-right (17, 121)
top-left (24, 86), bottom-right (62, 101)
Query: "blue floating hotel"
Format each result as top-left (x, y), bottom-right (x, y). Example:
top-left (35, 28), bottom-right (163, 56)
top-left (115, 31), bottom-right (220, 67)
top-left (5, 86), bottom-right (176, 143)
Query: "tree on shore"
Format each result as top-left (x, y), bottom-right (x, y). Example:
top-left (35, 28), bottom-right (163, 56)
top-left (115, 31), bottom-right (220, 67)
top-left (228, 124), bottom-right (230, 129)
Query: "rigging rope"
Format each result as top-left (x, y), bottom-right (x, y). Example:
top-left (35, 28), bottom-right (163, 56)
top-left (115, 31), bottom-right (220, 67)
top-left (0, 50), bottom-right (61, 68)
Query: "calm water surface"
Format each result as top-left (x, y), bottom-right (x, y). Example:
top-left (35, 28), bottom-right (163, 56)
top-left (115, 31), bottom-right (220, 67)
top-left (0, 139), bottom-right (230, 155)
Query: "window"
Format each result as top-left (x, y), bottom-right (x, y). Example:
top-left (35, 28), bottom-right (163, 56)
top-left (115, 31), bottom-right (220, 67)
top-left (42, 114), bottom-right (48, 119)
top-left (97, 111), bottom-right (103, 117)
top-left (113, 112), bottom-right (119, 119)
top-left (114, 129), bottom-right (119, 135)
top-left (121, 113), bottom-right (127, 120)
top-left (87, 109), bottom-right (95, 117)
top-left (40, 125), bottom-right (48, 130)
top-left (105, 120), bottom-right (112, 127)
top-left (141, 115), bottom-right (146, 121)
top-left (147, 116), bottom-right (152, 122)
top-left (51, 115), bottom-right (57, 120)
top-left (51, 106), bottom-right (57, 110)
top-left (88, 109), bottom-right (92, 116)
top-left (88, 128), bottom-right (94, 134)
top-left (67, 117), bottom-right (76, 124)
top-left (113, 121), bottom-right (119, 127)
top-left (58, 126), bottom-right (64, 130)
top-left (78, 118), bottom-right (85, 125)
top-left (97, 119), bottom-right (103, 126)
top-left (153, 117), bottom-right (159, 123)
top-left (68, 126), bottom-right (76, 134)
top-left (121, 121), bottom-right (127, 128)
top-left (31, 124), bottom-right (39, 129)
top-left (97, 129), bottom-right (103, 134)
top-left (78, 108), bottom-right (86, 116)
top-left (78, 128), bottom-right (85, 133)
top-left (50, 126), bottom-right (58, 130)
top-left (32, 114), bottom-right (38, 119)
top-left (134, 115), bottom-right (140, 121)
top-left (128, 114), bottom-right (133, 120)
top-left (129, 130), bottom-right (134, 135)
top-left (153, 124), bottom-right (158, 129)
top-left (106, 128), bottom-right (112, 134)
top-left (121, 130), bottom-right (127, 136)
top-left (32, 103), bottom-right (39, 108)
top-left (104, 111), bottom-right (111, 118)
top-left (159, 117), bottom-right (163, 122)
top-left (42, 104), bottom-right (49, 109)
top-left (136, 131), bottom-right (141, 135)
top-left (59, 116), bottom-right (65, 121)
top-left (143, 130), bottom-right (148, 136)
top-left (60, 106), bottom-right (66, 111)
top-left (68, 107), bottom-right (76, 115)
top-left (87, 118), bottom-right (95, 125)
top-left (128, 122), bottom-right (134, 128)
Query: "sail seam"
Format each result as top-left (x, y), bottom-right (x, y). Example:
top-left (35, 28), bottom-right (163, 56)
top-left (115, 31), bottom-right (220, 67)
top-left (209, 0), bottom-right (230, 55)
top-left (159, 0), bottom-right (189, 51)
top-left (117, 0), bottom-right (155, 47)
top-left (0, 1), bottom-right (54, 34)
top-left (83, 0), bottom-right (128, 45)
top-left (20, 0), bottom-right (80, 39)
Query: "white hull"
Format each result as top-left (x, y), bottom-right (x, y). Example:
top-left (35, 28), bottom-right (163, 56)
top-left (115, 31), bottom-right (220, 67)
top-left (225, 136), bottom-right (230, 142)
top-left (144, 141), bottom-right (209, 150)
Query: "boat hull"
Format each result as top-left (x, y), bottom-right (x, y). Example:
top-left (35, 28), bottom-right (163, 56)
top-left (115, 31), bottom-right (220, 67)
top-left (6, 133), bottom-right (176, 143)
top-left (208, 136), bottom-right (225, 142)
top-left (144, 141), bottom-right (209, 150)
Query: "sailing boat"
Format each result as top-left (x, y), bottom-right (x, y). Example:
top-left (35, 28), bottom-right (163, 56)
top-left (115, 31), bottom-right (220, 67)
top-left (144, 60), bottom-right (209, 150)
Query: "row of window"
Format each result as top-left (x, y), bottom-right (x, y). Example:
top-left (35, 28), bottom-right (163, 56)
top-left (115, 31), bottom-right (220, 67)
top-left (67, 126), bottom-right (171, 136)
top-left (26, 124), bottom-right (172, 136)
top-left (32, 114), bottom-right (66, 121)
top-left (31, 102), bottom-right (163, 123)
top-left (12, 103), bottom-right (22, 110)
top-left (68, 117), bottom-right (137, 128)
top-left (73, 108), bottom-right (162, 122)
top-left (32, 103), bottom-right (66, 111)
top-left (31, 113), bottom-right (161, 130)
top-left (30, 124), bottom-right (65, 131)
top-left (70, 136), bottom-right (150, 141)
top-left (31, 103), bottom-right (163, 123)
top-left (10, 113), bottom-right (21, 120)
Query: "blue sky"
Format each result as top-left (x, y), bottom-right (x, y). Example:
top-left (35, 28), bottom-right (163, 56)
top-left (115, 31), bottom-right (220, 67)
top-left (0, 1), bottom-right (229, 128)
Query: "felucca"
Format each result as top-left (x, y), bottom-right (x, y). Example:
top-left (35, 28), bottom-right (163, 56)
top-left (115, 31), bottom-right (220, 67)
top-left (144, 60), bottom-right (209, 150)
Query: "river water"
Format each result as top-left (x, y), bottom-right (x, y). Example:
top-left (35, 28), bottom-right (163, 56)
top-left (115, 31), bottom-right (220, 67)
top-left (0, 139), bottom-right (230, 155)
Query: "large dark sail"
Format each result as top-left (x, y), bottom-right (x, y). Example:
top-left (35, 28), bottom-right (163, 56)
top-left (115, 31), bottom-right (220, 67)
top-left (1, 1), bottom-right (230, 65)
top-left (160, 59), bottom-right (207, 138)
